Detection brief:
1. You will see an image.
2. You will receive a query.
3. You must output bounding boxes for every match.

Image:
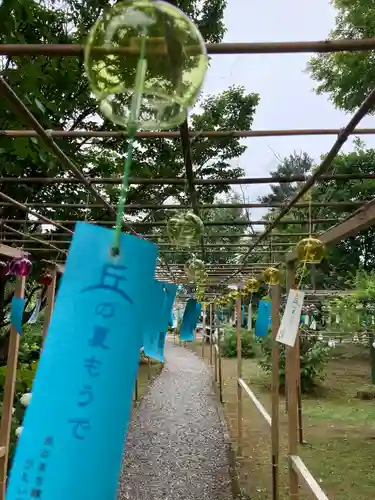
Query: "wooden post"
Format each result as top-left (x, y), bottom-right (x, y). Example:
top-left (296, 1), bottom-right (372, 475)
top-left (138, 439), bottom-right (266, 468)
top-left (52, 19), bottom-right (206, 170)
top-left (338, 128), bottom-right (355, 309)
top-left (286, 263), bottom-right (299, 499)
top-left (0, 276), bottom-right (26, 499)
top-left (370, 333), bottom-right (375, 385)
top-left (213, 303), bottom-right (218, 380)
top-left (217, 308), bottom-right (223, 404)
top-left (201, 303), bottom-right (206, 358)
top-left (209, 303), bottom-right (213, 366)
top-left (236, 296), bottom-right (243, 456)
top-left (42, 268), bottom-right (57, 343)
top-left (297, 335), bottom-right (304, 444)
top-left (271, 284), bottom-right (281, 500)
top-left (134, 376), bottom-right (139, 403)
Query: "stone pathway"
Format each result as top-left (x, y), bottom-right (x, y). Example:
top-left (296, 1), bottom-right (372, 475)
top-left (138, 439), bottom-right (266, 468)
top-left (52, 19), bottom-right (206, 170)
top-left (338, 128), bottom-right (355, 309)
top-left (117, 342), bottom-right (233, 500)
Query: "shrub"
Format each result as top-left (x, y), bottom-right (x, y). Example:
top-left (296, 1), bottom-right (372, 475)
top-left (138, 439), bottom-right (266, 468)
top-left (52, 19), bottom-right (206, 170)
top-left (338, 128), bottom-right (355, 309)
top-left (18, 320), bottom-right (43, 366)
top-left (220, 327), bottom-right (257, 359)
top-left (258, 334), bottom-right (329, 393)
top-left (0, 362), bottom-right (37, 467)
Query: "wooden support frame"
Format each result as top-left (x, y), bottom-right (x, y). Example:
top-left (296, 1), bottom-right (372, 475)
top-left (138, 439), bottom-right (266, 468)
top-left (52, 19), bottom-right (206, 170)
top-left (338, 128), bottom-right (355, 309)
top-left (42, 268), bottom-right (57, 343)
top-left (290, 456), bottom-right (329, 500)
top-left (286, 198), bottom-right (375, 264)
top-left (0, 245), bottom-right (24, 259)
top-left (236, 296), bottom-right (243, 457)
top-left (0, 276), bottom-right (26, 499)
top-left (285, 263), bottom-right (299, 500)
top-left (209, 303), bottom-right (213, 366)
top-left (271, 284), bottom-right (281, 500)
top-left (216, 307), bottom-right (223, 404)
top-left (201, 303), bottom-right (206, 358)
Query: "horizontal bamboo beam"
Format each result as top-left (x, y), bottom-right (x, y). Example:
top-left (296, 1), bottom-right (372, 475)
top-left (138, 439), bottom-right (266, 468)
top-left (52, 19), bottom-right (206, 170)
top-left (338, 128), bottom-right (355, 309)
top-left (1, 218), bottom-right (334, 226)
top-left (0, 201), bottom-right (362, 209)
top-left (286, 198), bottom-right (375, 263)
top-left (0, 77), bottom-right (121, 229)
top-left (15, 248), bottom-right (286, 256)
top-left (1, 39), bottom-right (375, 56)
top-left (164, 264), bottom-right (274, 268)
top-left (0, 244), bottom-right (25, 259)
top-left (0, 231), bottom-right (313, 239)
top-left (0, 240), bottom-right (293, 248)
top-left (1, 172), bottom-right (374, 185)
top-left (1, 128), bottom-right (375, 139)
top-left (1, 229), bottom-right (67, 256)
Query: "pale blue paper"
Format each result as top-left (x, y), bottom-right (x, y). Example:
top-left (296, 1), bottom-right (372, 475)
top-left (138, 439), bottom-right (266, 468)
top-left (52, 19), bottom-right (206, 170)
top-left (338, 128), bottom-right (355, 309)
top-left (143, 281), bottom-right (166, 361)
top-left (143, 281), bottom-right (177, 362)
top-left (11, 297), bottom-right (25, 335)
top-left (255, 300), bottom-right (272, 337)
top-left (180, 299), bottom-right (202, 341)
top-left (7, 222), bottom-right (158, 500)
top-left (27, 295), bottom-right (41, 324)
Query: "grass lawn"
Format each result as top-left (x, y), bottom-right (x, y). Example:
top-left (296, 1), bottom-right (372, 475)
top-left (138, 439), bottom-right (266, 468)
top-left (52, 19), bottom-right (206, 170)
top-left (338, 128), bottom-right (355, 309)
top-left (188, 341), bottom-right (375, 500)
top-left (136, 358), bottom-right (163, 400)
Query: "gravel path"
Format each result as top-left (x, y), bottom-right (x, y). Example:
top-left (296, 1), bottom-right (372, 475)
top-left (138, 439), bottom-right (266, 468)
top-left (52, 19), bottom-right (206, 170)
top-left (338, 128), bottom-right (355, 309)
top-left (117, 342), bottom-right (233, 500)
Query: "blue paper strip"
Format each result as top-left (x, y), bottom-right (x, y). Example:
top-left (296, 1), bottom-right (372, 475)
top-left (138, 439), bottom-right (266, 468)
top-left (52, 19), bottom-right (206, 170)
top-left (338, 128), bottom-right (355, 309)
top-left (180, 299), bottom-right (202, 341)
top-left (7, 222), bottom-right (158, 500)
top-left (254, 300), bottom-right (272, 337)
top-left (143, 281), bottom-right (177, 362)
top-left (11, 297), bottom-right (25, 335)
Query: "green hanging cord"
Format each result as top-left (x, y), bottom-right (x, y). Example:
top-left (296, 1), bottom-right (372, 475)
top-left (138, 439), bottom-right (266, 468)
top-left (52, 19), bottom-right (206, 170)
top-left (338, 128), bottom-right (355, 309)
top-left (112, 36), bottom-right (148, 256)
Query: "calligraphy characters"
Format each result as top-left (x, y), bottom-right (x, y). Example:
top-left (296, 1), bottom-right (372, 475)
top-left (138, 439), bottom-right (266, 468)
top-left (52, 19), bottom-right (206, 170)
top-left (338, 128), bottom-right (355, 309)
top-left (68, 264), bottom-right (133, 440)
top-left (16, 437), bottom-right (53, 500)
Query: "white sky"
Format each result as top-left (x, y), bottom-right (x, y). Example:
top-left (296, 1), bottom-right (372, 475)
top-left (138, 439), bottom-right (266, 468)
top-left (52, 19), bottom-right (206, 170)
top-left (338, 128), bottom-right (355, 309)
top-left (200, 0), bottom-right (375, 219)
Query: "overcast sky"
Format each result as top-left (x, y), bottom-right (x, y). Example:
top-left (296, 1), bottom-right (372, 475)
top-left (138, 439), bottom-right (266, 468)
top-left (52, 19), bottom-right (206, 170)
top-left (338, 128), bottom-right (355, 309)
top-left (200, 0), bottom-right (375, 219)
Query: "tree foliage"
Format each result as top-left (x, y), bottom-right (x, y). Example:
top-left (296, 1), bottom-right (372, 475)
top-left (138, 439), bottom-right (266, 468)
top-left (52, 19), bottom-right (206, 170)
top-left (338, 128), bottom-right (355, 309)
top-left (0, 0), bottom-right (262, 347)
top-left (256, 144), bottom-right (375, 289)
top-left (307, 0), bottom-right (375, 112)
top-left (259, 152), bottom-right (314, 205)
top-left (0, 0), bottom-right (259, 236)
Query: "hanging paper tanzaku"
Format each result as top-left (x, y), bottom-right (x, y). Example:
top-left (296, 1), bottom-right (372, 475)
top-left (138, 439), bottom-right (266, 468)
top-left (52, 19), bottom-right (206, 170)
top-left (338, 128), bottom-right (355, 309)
top-left (143, 281), bottom-right (177, 362)
top-left (7, 223), bottom-right (158, 500)
top-left (254, 300), bottom-right (271, 337)
top-left (180, 298), bottom-right (202, 341)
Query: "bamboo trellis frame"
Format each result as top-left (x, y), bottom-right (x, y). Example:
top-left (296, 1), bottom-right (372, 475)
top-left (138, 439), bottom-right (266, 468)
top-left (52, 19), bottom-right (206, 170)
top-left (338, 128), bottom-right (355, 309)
top-left (0, 35), bottom-right (374, 500)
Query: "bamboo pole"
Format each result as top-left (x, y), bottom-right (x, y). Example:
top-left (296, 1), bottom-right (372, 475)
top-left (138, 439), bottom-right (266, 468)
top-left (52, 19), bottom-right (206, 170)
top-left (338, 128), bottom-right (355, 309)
top-left (236, 296), bottom-right (243, 457)
top-left (201, 304), bottom-right (206, 358)
top-left (297, 335), bottom-right (304, 444)
top-left (217, 308), bottom-right (223, 404)
top-left (134, 375), bottom-right (139, 403)
top-left (271, 284), bottom-right (281, 500)
top-left (214, 347), bottom-right (218, 381)
top-left (0, 276), bottom-right (26, 499)
top-left (209, 303), bottom-right (213, 366)
top-left (42, 268), bottom-right (57, 343)
top-left (286, 263), bottom-right (299, 499)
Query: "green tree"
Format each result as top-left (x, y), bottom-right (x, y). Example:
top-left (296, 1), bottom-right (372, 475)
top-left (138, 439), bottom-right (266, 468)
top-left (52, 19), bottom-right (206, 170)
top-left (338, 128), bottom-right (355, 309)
top-left (257, 144), bottom-right (375, 289)
top-left (327, 269), bottom-right (375, 385)
top-left (259, 152), bottom-right (314, 204)
top-left (0, 0), bottom-right (261, 343)
top-left (307, 0), bottom-right (375, 112)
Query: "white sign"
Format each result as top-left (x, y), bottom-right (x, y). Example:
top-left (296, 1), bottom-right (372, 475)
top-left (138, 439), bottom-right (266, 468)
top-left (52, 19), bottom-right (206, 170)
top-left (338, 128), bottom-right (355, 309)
top-left (276, 289), bottom-right (305, 347)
